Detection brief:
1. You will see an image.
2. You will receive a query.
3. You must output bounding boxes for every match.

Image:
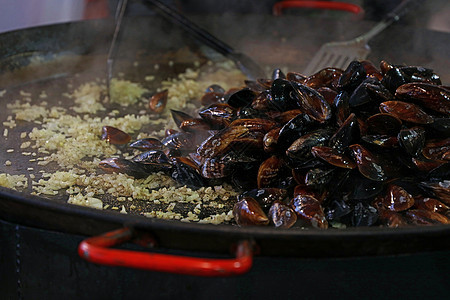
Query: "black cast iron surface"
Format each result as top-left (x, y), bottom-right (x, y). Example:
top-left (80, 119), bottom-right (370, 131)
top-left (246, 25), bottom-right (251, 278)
top-left (0, 17), bottom-right (449, 258)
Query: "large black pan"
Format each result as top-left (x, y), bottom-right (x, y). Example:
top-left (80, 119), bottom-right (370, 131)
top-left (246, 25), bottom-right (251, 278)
top-left (0, 16), bottom-right (449, 275)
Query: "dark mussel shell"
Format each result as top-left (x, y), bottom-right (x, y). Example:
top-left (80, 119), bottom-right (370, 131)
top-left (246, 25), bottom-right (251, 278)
top-left (286, 71), bottom-right (307, 83)
top-left (129, 138), bottom-right (163, 151)
top-left (351, 202), bottom-right (378, 227)
top-left (257, 155), bottom-right (285, 188)
top-left (230, 162), bottom-right (260, 191)
top-left (131, 150), bottom-right (172, 172)
top-left (170, 157), bottom-right (205, 189)
top-left (365, 80), bottom-right (393, 103)
top-left (414, 195), bottom-right (449, 214)
top-left (328, 113), bottom-right (360, 151)
top-left (366, 113), bottom-right (402, 136)
top-left (348, 77), bottom-right (382, 108)
top-left (270, 78), bottom-right (298, 112)
top-left (361, 135), bottom-right (399, 148)
top-left (428, 118), bottom-right (450, 138)
top-left (398, 127), bottom-right (426, 157)
top-left (227, 88), bottom-right (257, 108)
top-left (349, 144), bottom-right (390, 181)
top-left (179, 118), bottom-right (210, 133)
top-left (101, 126), bottom-right (131, 145)
top-left (99, 157), bottom-right (150, 178)
top-left (263, 127), bottom-right (280, 153)
top-left (411, 156), bottom-right (445, 173)
top-left (340, 173), bottom-right (383, 201)
top-left (303, 67), bottom-right (343, 90)
top-left (273, 109), bottom-right (303, 124)
top-left (377, 209), bottom-right (408, 228)
top-left (361, 60), bottom-right (383, 81)
top-left (422, 138), bottom-right (450, 161)
top-left (290, 194), bottom-right (328, 229)
top-left (197, 125), bottom-right (263, 159)
top-left (426, 163), bottom-right (450, 182)
top-left (400, 66), bottom-right (441, 85)
top-left (170, 109), bottom-right (194, 129)
top-left (201, 92), bottom-right (223, 106)
top-left (304, 166), bottom-right (335, 187)
top-left (205, 84), bottom-right (225, 94)
top-left (381, 66), bottom-right (409, 93)
top-left (229, 118), bottom-right (277, 133)
top-left (317, 87), bottom-right (338, 105)
top-left (286, 128), bottom-right (334, 165)
top-left (251, 91), bottom-right (273, 111)
top-left (404, 209), bottom-right (450, 225)
top-left (148, 89), bottom-right (168, 114)
top-left (237, 107), bottom-right (269, 119)
top-left (268, 201), bottom-right (297, 228)
top-left (277, 113), bottom-right (318, 151)
top-left (162, 131), bottom-right (197, 152)
top-left (419, 180), bottom-right (450, 205)
top-left (337, 60), bottom-right (367, 92)
top-left (200, 157), bottom-right (233, 179)
top-left (333, 90), bottom-right (351, 126)
top-left (395, 83), bottom-right (450, 116)
top-left (239, 188), bottom-right (288, 211)
top-left (198, 103), bottom-right (237, 129)
top-left (379, 184), bottom-right (415, 212)
top-left (233, 196), bottom-right (269, 226)
top-left (311, 146), bottom-right (357, 169)
top-left (290, 81), bottom-right (332, 123)
top-left (380, 101), bottom-right (434, 124)
top-left (325, 198), bottom-right (352, 223)
top-left (272, 68), bottom-right (286, 80)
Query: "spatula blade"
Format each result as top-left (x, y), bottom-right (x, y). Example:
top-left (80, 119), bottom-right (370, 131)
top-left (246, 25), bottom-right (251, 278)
top-left (304, 41), bottom-right (370, 76)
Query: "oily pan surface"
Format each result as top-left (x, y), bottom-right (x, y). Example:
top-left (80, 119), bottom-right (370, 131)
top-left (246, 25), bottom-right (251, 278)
top-left (0, 17), bottom-right (449, 231)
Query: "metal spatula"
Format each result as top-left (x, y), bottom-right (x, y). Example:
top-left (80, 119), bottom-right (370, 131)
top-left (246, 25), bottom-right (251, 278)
top-left (303, 0), bottom-right (420, 75)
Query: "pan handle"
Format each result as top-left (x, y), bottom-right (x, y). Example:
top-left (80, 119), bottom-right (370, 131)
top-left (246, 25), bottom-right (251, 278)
top-left (78, 227), bottom-right (253, 277)
top-left (273, 1), bottom-right (364, 16)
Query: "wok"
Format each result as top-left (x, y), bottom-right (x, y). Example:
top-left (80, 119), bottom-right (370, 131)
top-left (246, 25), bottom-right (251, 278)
top-left (0, 15), bottom-right (449, 276)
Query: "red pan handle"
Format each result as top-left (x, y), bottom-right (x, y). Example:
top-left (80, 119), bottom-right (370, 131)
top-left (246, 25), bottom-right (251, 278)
top-left (78, 227), bottom-right (253, 277)
top-left (273, 1), bottom-right (364, 16)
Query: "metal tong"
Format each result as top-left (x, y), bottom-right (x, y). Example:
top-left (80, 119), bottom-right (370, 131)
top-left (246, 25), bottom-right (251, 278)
top-left (106, 0), bottom-right (128, 98)
top-left (106, 0), bottom-right (266, 95)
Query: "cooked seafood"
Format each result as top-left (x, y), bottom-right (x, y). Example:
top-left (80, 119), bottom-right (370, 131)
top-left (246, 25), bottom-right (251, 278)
top-left (100, 60), bottom-right (450, 229)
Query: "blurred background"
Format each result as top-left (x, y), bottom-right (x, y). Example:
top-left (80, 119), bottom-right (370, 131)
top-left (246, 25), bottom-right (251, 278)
top-left (0, 0), bottom-right (449, 33)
